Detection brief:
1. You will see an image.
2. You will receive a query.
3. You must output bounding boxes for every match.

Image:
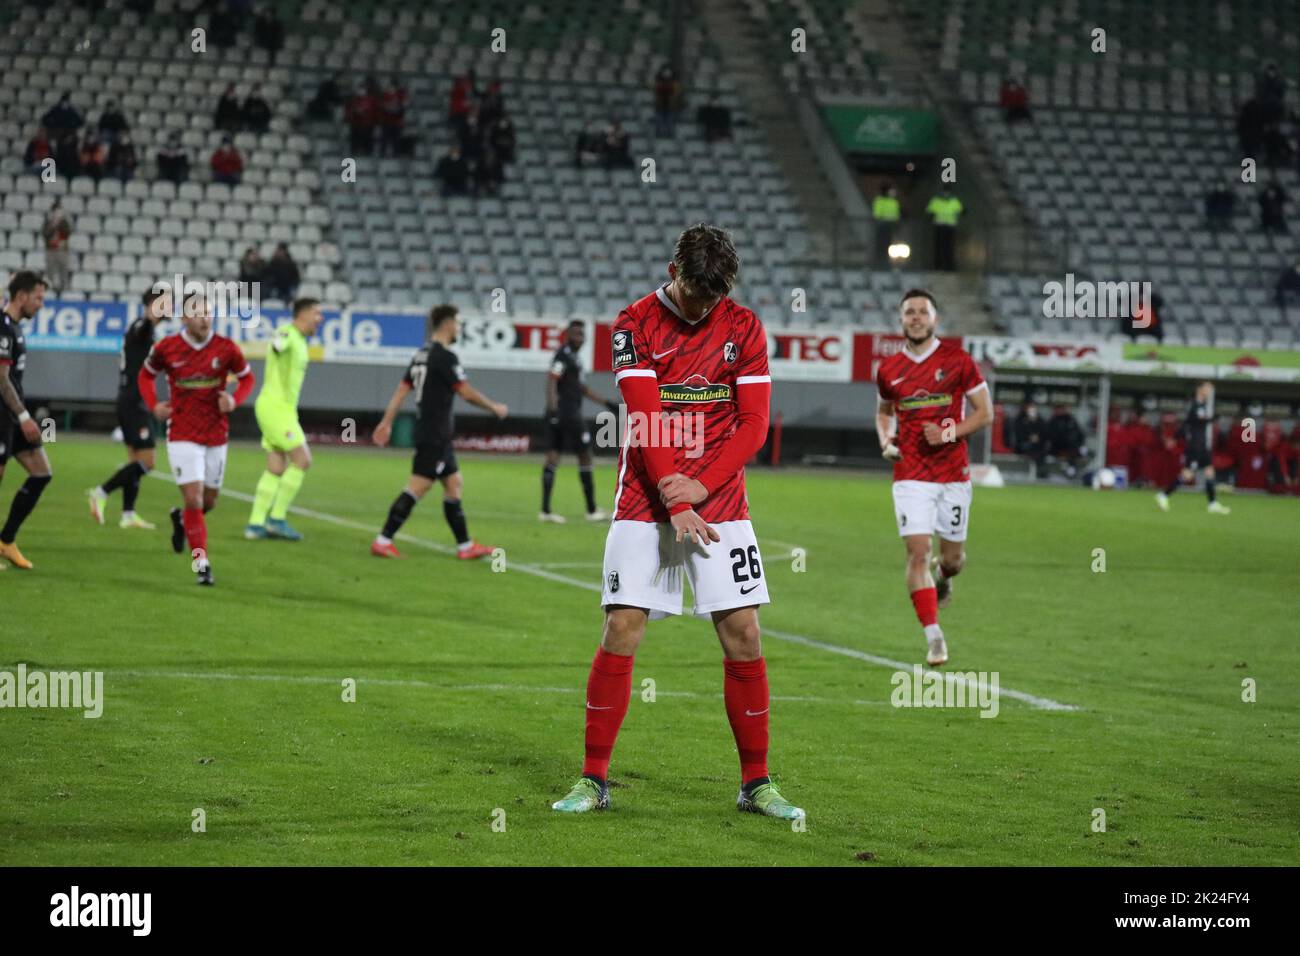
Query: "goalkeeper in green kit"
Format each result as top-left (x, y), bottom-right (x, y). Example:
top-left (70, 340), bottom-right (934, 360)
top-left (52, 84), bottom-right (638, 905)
top-left (246, 298), bottom-right (324, 541)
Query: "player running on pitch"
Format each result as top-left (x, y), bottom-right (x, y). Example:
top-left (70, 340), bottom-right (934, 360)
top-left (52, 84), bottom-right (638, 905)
top-left (138, 290), bottom-right (255, 585)
top-left (552, 223), bottom-right (803, 820)
top-left (0, 271), bottom-right (51, 570)
top-left (540, 319), bottom-right (616, 523)
top-left (370, 304), bottom-right (506, 560)
top-left (87, 286), bottom-right (170, 529)
top-left (875, 289), bottom-right (993, 667)
top-left (245, 297), bottom-right (325, 540)
top-left (1155, 380), bottom-right (1230, 515)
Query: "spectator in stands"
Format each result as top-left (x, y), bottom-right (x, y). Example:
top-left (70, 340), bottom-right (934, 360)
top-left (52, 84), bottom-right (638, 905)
top-left (156, 132), bottom-right (190, 183)
top-left (478, 80), bottom-right (505, 131)
top-left (253, 6), bottom-right (284, 63)
top-left (1261, 120), bottom-right (1294, 168)
top-left (97, 99), bottom-right (129, 144)
top-left (448, 74), bottom-right (475, 138)
top-left (925, 185), bottom-right (963, 271)
top-left (1047, 406), bottom-right (1086, 478)
top-left (23, 127), bottom-right (52, 174)
top-left (489, 114), bottom-right (516, 164)
top-left (872, 182), bottom-right (901, 267)
top-left (653, 65), bottom-right (682, 137)
top-left (474, 146), bottom-right (505, 197)
top-left (379, 78), bottom-right (409, 157)
top-left (1276, 260), bottom-right (1300, 309)
top-left (239, 246), bottom-right (266, 286)
top-left (574, 122), bottom-right (603, 168)
top-left (1204, 181), bottom-right (1236, 231)
top-left (603, 121), bottom-right (633, 169)
top-left (107, 133), bottom-right (137, 181)
top-left (78, 133), bottom-right (107, 182)
top-left (210, 137), bottom-right (244, 185)
top-left (1012, 402), bottom-right (1049, 473)
top-left (434, 144), bottom-right (469, 196)
top-left (242, 83), bottom-right (272, 135)
top-left (40, 92), bottom-right (84, 138)
top-left (1256, 62), bottom-right (1286, 124)
top-left (697, 99), bottom-right (732, 142)
top-left (1236, 97), bottom-right (1265, 158)
top-left (1122, 289), bottom-right (1166, 343)
top-left (344, 81), bottom-right (378, 155)
top-left (1259, 181), bottom-right (1288, 233)
top-left (42, 201), bottom-right (73, 294)
top-left (307, 72), bottom-right (344, 121)
top-left (999, 77), bottom-right (1031, 122)
top-left (457, 108), bottom-right (484, 166)
top-left (53, 132), bottom-right (80, 179)
top-left (208, 1), bottom-right (240, 48)
top-left (214, 84), bottom-right (242, 133)
top-left (265, 243), bottom-right (300, 301)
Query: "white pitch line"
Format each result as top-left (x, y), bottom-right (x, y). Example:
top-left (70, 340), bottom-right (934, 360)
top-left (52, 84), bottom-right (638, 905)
top-left (151, 476), bottom-right (1079, 712)
top-left (760, 537), bottom-right (805, 554)
top-left (115, 669), bottom-right (888, 707)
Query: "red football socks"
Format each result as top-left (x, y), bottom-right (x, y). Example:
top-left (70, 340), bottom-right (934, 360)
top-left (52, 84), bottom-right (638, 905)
top-left (581, 647), bottom-right (634, 781)
top-left (182, 507), bottom-right (207, 558)
top-left (911, 586), bottom-right (939, 627)
top-left (723, 657), bottom-right (770, 785)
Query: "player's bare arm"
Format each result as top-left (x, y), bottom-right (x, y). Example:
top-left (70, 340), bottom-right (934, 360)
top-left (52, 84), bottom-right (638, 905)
top-left (545, 373), bottom-right (559, 417)
top-left (583, 384), bottom-right (616, 411)
top-left (876, 398), bottom-right (900, 459)
top-left (372, 379), bottom-right (413, 447)
top-left (0, 365), bottom-right (39, 442)
top-left (456, 382), bottom-right (507, 419)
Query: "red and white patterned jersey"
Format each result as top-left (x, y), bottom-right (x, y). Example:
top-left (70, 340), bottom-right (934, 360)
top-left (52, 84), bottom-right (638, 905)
top-left (876, 337), bottom-right (987, 483)
top-left (143, 331), bottom-right (250, 446)
top-left (612, 284), bottom-right (769, 523)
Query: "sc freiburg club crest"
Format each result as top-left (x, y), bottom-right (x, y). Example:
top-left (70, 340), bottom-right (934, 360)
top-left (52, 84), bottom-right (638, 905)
top-left (607, 571), bottom-right (620, 593)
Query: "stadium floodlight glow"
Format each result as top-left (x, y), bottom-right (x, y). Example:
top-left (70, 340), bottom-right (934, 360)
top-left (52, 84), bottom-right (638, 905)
top-left (888, 243), bottom-right (911, 261)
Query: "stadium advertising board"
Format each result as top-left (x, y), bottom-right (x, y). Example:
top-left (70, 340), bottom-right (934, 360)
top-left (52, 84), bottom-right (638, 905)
top-left (821, 105), bottom-right (940, 155)
top-left (28, 299), bottom-right (587, 371)
top-left (25, 299), bottom-right (132, 353)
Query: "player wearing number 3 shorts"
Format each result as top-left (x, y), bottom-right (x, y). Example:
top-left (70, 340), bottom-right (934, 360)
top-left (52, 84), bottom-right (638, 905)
top-left (875, 289), bottom-right (992, 667)
top-left (551, 224), bottom-right (804, 821)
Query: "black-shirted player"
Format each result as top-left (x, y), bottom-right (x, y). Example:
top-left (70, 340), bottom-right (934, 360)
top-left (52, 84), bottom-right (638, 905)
top-left (87, 286), bottom-right (170, 529)
top-left (370, 304), bottom-right (508, 559)
top-left (0, 271), bottom-right (51, 570)
top-left (1156, 380), bottom-right (1231, 515)
top-left (540, 320), bottom-right (616, 523)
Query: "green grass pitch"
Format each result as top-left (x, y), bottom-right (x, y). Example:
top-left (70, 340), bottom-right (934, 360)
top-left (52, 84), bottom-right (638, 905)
top-left (1, 435), bottom-right (1296, 866)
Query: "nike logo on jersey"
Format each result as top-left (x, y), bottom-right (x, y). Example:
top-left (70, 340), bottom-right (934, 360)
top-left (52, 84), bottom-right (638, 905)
top-left (745, 708), bottom-right (769, 717)
top-left (652, 347), bottom-right (678, 360)
top-left (891, 376), bottom-right (906, 386)
top-left (740, 583), bottom-right (760, 595)
top-left (586, 702), bottom-right (613, 710)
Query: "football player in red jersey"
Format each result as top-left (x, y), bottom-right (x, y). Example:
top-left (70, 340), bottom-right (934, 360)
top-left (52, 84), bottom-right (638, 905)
top-left (875, 289), bottom-right (993, 666)
top-left (137, 290), bottom-right (255, 585)
top-left (551, 223), bottom-right (804, 821)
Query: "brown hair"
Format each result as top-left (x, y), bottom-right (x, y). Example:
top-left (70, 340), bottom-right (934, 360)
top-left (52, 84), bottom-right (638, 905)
top-left (672, 223), bottom-right (739, 300)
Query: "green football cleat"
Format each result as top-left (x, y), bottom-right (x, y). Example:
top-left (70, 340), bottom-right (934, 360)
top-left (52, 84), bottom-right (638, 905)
top-left (737, 781), bottom-right (805, 820)
top-left (551, 777), bottom-right (609, 813)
